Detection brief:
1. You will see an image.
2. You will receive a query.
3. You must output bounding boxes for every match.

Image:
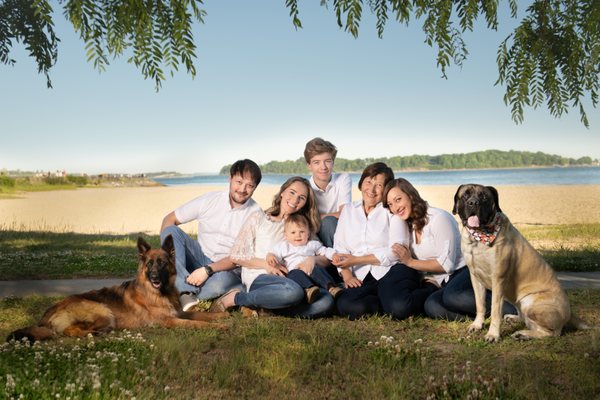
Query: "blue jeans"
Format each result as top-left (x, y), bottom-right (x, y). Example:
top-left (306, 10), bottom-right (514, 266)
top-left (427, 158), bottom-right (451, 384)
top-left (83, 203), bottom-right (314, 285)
top-left (318, 216), bottom-right (338, 248)
top-left (160, 225), bottom-right (244, 300)
top-left (317, 216), bottom-right (342, 284)
top-left (336, 264), bottom-right (436, 320)
top-left (235, 274), bottom-right (334, 318)
top-left (424, 266), bottom-right (518, 320)
top-left (287, 267), bottom-right (334, 290)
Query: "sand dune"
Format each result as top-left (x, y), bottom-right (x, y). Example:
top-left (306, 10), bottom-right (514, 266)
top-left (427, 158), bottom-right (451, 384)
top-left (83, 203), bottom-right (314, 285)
top-left (1, 184), bottom-right (599, 235)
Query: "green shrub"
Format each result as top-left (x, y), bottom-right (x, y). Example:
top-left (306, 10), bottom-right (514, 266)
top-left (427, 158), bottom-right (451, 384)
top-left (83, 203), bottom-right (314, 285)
top-left (43, 176), bottom-right (67, 185)
top-left (66, 175), bottom-right (88, 186)
top-left (0, 175), bottom-right (15, 187)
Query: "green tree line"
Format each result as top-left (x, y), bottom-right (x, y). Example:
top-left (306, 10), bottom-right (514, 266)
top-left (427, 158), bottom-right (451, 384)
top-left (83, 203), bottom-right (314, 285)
top-left (219, 150), bottom-right (596, 175)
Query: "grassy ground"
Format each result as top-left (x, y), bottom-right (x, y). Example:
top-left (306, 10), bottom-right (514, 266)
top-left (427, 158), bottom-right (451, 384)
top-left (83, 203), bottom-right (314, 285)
top-left (0, 224), bottom-right (598, 280)
top-left (0, 290), bottom-right (598, 399)
top-left (0, 175), bottom-right (160, 199)
top-left (0, 226), bottom-right (598, 398)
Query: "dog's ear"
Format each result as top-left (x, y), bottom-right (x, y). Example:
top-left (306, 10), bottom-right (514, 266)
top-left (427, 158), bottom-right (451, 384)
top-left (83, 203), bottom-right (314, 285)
top-left (486, 186), bottom-right (502, 213)
top-left (452, 185), bottom-right (465, 215)
top-left (137, 236), bottom-right (151, 258)
top-left (161, 235), bottom-right (175, 258)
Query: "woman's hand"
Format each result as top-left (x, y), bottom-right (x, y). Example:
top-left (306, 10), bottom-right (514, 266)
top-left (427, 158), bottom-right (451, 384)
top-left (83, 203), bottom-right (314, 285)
top-left (266, 264), bottom-right (289, 277)
top-left (266, 253), bottom-right (278, 268)
top-left (297, 256), bottom-right (315, 275)
top-left (392, 243), bottom-right (413, 265)
top-left (332, 253), bottom-right (356, 268)
top-left (340, 269), bottom-right (361, 288)
top-left (343, 276), bottom-right (362, 288)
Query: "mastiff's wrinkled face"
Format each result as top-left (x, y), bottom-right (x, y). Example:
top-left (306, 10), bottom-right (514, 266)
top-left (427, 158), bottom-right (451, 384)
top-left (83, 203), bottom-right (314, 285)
top-left (452, 184), bottom-right (502, 229)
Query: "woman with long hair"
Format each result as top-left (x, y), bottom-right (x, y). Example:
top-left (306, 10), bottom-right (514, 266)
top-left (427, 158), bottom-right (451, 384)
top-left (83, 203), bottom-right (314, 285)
top-left (383, 178), bottom-right (516, 320)
top-left (209, 176), bottom-right (334, 317)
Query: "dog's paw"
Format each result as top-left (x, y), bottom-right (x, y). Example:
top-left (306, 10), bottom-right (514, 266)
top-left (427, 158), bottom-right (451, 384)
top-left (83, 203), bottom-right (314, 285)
top-left (213, 323), bottom-right (229, 331)
top-left (467, 322), bottom-right (483, 334)
top-left (503, 314), bottom-right (520, 324)
top-left (484, 332), bottom-right (501, 343)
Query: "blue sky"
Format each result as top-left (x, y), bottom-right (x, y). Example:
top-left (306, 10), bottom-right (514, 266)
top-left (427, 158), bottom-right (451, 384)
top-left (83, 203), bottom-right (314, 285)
top-left (1, 1), bottom-right (598, 174)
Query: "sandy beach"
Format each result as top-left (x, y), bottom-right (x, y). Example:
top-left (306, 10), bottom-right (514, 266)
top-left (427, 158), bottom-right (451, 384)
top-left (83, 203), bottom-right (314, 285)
top-left (1, 185), bottom-right (599, 235)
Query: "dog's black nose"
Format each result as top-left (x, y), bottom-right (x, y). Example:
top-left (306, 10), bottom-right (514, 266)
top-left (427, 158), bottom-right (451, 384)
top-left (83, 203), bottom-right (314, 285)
top-left (467, 198), bottom-right (479, 207)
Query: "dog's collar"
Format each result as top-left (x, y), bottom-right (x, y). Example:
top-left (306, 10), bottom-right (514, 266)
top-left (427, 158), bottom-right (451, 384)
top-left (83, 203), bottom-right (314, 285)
top-left (466, 212), bottom-right (502, 246)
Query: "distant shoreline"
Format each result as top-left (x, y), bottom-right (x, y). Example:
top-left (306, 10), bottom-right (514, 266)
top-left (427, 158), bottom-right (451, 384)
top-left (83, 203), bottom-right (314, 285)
top-left (152, 164), bottom-right (599, 178)
top-left (152, 166), bottom-right (600, 187)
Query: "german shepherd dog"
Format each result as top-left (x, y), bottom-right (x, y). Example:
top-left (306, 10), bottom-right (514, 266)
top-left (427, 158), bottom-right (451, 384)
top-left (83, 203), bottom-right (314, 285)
top-left (7, 236), bottom-right (228, 342)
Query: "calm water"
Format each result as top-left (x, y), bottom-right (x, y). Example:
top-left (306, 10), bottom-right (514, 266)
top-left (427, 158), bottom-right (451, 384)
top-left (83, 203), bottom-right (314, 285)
top-left (153, 166), bottom-right (600, 186)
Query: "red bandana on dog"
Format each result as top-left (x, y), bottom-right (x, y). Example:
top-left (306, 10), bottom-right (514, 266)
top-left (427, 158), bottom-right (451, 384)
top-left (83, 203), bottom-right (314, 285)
top-left (467, 213), bottom-right (502, 246)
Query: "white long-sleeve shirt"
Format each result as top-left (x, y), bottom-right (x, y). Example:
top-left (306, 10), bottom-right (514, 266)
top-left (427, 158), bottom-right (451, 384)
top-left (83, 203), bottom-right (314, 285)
top-left (409, 207), bottom-right (466, 285)
top-left (333, 201), bottom-right (409, 280)
top-left (270, 240), bottom-right (336, 270)
top-left (310, 173), bottom-right (352, 214)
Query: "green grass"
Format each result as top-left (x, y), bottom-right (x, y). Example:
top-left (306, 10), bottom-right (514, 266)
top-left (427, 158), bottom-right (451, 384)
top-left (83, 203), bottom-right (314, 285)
top-left (0, 224), bottom-right (598, 280)
top-left (0, 232), bottom-right (152, 279)
top-left (0, 291), bottom-right (599, 399)
top-left (0, 227), bottom-right (598, 399)
top-left (0, 174), bottom-right (161, 198)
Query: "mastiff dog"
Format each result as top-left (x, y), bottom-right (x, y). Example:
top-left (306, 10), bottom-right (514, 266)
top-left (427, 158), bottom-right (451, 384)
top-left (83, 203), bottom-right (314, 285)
top-left (453, 183), bottom-right (589, 342)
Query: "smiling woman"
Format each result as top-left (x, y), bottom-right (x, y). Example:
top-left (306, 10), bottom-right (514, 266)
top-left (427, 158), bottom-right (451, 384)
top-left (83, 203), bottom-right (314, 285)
top-left (331, 162), bottom-right (437, 320)
top-left (209, 176), bottom-right (334, 318)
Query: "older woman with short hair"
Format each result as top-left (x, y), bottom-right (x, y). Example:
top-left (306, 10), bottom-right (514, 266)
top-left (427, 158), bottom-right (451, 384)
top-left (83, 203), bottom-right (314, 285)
top-left (332, 163), bottom-right (435, 320)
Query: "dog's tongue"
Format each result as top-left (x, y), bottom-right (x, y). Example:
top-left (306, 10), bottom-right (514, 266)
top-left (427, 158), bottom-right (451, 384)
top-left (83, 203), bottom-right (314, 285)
top-left (468, 215), bottom-right (480, 228)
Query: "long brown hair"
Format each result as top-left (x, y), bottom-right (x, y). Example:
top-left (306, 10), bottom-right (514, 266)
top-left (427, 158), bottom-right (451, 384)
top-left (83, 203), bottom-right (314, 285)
top-left (266, 176), bottom-right (321, 234)
top-left (383, 178), bottom-right (429, 233)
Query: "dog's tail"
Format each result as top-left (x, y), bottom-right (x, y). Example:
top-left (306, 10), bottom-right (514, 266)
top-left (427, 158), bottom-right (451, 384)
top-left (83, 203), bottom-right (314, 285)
top-left (567, 315), bottom-right (591, 331)
top-left (7, 326), bottom-right (55, 343)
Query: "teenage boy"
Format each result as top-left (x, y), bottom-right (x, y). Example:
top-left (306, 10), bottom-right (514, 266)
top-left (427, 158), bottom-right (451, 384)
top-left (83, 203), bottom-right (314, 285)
top-left (160, 159), bottom-right (262, 311)
top-left (303, 137), bottom-right (352, 247)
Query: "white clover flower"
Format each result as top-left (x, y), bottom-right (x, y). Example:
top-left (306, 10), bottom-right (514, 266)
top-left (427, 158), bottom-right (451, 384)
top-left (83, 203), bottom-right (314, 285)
top-left (5, 374), bottom-right (15, 391)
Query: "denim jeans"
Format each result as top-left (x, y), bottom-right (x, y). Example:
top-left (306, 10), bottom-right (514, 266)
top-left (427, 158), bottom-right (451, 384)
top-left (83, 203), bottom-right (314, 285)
top-left (235, 274), bottom-right (334, 318)
top-left (317, 216), bottom-right (342, 284)
top-left (424, 266), bottom-right (518, 320)
top-left (160, 225), bottom-right (244, 300)
top-left (317, 216), bottom-right (338, 248)
top-left (336, 264), bottom-right (436, 320)
top-left (287, 267), bottom-right (334, 290)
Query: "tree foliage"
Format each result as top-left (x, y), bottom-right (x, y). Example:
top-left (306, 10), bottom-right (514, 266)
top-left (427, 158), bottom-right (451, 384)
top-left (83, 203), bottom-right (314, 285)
top-left (219, 149), bottom-right (597, 175)
top-left (1, 0), bottom-right (598, 125)
top-left (1, 0), bottom-right (205, 89)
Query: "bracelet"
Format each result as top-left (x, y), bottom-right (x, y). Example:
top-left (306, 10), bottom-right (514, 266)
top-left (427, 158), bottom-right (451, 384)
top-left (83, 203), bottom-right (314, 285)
top-left (204, 265), bottom-right (215, 277)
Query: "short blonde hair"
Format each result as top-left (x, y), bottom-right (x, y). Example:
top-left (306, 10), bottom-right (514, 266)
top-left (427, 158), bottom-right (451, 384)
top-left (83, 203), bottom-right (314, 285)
top-left (303, 137), bottom-right (337, 163)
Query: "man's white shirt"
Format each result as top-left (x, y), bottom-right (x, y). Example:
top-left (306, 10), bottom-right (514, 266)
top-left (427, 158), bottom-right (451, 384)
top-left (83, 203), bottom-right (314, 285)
top-left (174, 190), bottom-right (260, 262)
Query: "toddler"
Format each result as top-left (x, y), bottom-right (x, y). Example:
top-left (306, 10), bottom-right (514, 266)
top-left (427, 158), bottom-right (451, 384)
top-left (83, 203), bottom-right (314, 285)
top-left (267, 214), bottom-right (342, 303)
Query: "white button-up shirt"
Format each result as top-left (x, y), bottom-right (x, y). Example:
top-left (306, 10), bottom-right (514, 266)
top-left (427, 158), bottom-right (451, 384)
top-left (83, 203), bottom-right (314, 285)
top-left (410, 207), bottom-right (466, 284)
top-left (310, 173), bottom-right (352, 215)
top-left (333, 200), bottom-right (409, 280)
top-left (175, 190), bottom-right (260, 262)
